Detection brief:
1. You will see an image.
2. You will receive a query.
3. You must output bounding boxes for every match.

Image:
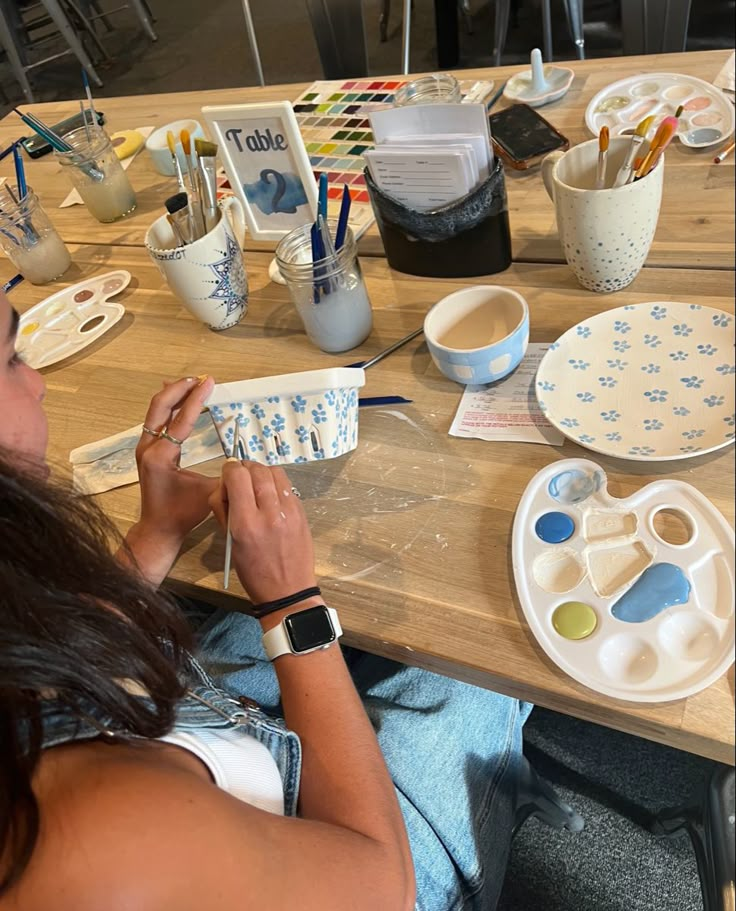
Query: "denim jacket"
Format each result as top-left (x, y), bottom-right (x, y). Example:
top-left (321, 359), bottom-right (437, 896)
top-left (38, 652), bottom-right (302, 817)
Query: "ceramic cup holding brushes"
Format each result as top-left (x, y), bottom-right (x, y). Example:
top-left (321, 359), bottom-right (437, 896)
top-left (542, 137), bottom-right (664, 293)
top-left (145, 196), bottom-right (248, 331)
top-left (145, 119), bottom-right (206, 176)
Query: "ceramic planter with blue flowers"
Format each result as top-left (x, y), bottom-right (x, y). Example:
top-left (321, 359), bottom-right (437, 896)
top-left (206, 368), bottom-right (366, 465)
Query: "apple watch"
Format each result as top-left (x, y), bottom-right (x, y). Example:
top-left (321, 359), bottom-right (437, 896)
top-left (262, 605), bottom-right (342, 660)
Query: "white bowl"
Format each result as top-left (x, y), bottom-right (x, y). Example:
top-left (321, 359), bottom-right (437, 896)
top-left (206, 367), bottom-right (366, 465)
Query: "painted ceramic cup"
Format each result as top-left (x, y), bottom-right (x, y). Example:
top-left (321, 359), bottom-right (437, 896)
top-left (542, 137), bottom-right (664, 293)
top-left (423, 285), bottom-right (529, 385)
top-left (145, 196), bottom-right (248, 331)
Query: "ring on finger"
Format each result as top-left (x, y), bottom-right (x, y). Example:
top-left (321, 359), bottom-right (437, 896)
top-left (142, 424), bottom-right (164, 438)
top-left (291, 486), bottom-right (302, 499)
top-left (160, 428), bottom-right (185, 446)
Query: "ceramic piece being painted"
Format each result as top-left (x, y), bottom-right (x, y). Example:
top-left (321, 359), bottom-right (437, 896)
top-left (585, 72), bottom-right (735, 149)
top-left (536, 301), bottom-right (735, 462)
top-left (16, 271), bottom-right (130, 369)
top-left (206, 367), bottom-right (366, 467)
top-left (512, 457), bottom-right (734, 703)
top-left (611, 563), bottom-right (691, 623)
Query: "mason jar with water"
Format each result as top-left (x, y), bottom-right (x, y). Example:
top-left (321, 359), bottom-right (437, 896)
top-left (275, 220), bottom-right (373, 353)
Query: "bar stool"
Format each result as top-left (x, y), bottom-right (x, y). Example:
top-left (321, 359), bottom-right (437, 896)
top-left (493, 0), bottom-right (585, 66)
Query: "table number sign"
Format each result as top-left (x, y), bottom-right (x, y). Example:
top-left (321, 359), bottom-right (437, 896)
top-left (202, 102), bottom-right (318, 241)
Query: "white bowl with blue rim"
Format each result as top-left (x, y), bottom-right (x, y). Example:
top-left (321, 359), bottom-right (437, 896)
top-left (206, 367), bottom-right (366, 466)
top-left (423, 285), bottom-right (529, 385)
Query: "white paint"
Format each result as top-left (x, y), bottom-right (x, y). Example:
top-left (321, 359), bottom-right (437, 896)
top-left (490, 353), bottom-right (512, 375)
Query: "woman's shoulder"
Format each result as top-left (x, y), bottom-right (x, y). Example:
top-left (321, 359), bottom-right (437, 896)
top-left (4, 739), bottom-right (263, 911)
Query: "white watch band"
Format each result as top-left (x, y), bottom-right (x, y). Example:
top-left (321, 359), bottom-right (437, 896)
top-left (262, 606), bottom-right (342, 661)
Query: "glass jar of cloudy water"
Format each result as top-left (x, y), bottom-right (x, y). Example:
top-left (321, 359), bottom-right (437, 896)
top-left (275, 219), bottom-right (373, 353)
top-left (394, 73), bottom-right (462, 106)
top-left (0, 184), bottom-right (71, 284)
top-left (55, 126), bottom-right (137, 223)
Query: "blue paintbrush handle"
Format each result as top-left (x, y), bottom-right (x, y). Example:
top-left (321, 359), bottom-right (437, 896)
top-left (335, 184), bottom-right (351, 250)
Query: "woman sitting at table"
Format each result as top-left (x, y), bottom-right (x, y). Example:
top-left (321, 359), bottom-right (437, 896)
top-left (0, 289), bottom-right (531, 911)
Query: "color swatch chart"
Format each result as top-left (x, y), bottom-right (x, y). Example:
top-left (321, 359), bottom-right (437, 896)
top-left (291, 78), bottom-right (495, 237)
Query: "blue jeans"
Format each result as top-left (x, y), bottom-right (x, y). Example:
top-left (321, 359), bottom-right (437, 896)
top-left (192, 607), bottom-right (532, 911)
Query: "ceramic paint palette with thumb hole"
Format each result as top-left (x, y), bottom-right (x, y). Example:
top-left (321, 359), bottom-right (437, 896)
top-left (16, 270), bottom-right (130, 369)
top-left (512, 458), bottom-right (734, 703)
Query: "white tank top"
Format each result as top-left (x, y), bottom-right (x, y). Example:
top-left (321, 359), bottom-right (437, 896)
top-left (159, 727), bottom-right (285, 816)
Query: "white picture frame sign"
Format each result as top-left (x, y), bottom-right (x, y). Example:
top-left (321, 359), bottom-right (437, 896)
top-left (202, 102), bottom-right (318, 242)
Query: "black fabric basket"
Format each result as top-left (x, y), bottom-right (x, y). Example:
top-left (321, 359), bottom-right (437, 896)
top-left (364, 158), bottom-right (512, 278)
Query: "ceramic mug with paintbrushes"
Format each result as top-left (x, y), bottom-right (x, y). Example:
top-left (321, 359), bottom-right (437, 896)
top-left (145, 195), bottom-right (248, 331)
top-left (542, 134), bottom-right (666, 293)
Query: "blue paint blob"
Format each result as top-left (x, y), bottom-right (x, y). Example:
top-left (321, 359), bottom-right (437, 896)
top-left (535, 511), bottom-right (575, 544)
top-left (548, 468), bottom-right (603, 505)
top-left (611, 563), bottom-right (691, 623)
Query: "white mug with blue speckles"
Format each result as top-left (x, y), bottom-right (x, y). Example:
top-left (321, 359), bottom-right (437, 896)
top-left (424, 285), bottom-right (529, 385)
top-left (542, 137), bottom-right (664, 293)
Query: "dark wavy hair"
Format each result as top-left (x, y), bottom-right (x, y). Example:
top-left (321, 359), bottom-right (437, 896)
top-left (0, 450), bottom-right (192, 894)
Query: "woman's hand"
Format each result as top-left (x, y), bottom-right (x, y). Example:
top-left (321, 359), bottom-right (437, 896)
top-left (120, 376), bottom-right (218, 586)
top-left (209, 459), bottom-right (317, 605)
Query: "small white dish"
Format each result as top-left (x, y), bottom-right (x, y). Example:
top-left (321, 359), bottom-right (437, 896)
top-left (145, 119), bottom-right (206, 176)
top-left (513, 458), bottom-right (735, 703)
top-left (503, 48), bottom-right (574, 108)
top-left (17, 271), bottom-right (130, 369)
top-left (206, 367), bottom-right (366, 465)
top-left (423, 285), bottom-right (529, 385)
top-left (535, 302), bottom-right (735, 462)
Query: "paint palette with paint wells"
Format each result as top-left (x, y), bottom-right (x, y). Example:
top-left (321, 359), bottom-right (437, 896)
top-left (512, 458), bottom-right (734, 703)
top-left (17, 271), bottom-right (130, 370)
top-left (585, 73), bottom-right (735, 150)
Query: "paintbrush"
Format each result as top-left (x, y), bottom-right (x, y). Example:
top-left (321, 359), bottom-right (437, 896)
top-left (166, 131), bottom-right (187, 193)
top-left (165, 191), bottom-right (191, 245)
top-left (223, 420), bottom-right (241, 590)
top-left (595, 126), bottom-right (609, 189)
top-left (636, 117), bottom-right (678, 179)
top-left (194, 138), bottom-right (218, 233)
top-left (714, 140), bottom-right (735, 164)
top-left (613, 116), bottom-right (653, 188)
top-left (180, 129), bottom-right (205, 238)
top-left (81, 69), bottom-right (97, 124)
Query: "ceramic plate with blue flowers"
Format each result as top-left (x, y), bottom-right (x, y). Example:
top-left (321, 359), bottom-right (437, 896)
top-left (536, 303), bottom-right (735, 461)
top-left (206, 368), bottom-right (366, 466)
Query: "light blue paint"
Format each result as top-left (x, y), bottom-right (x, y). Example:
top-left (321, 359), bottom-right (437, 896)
top-left (535, 511), bottom-right (575, 544)
top-left (243, 169), bottom-right (308, 216)
top-left (547, 468), bottom-right (603, 505)
top-left (611, 563), bottom-right (691, 623)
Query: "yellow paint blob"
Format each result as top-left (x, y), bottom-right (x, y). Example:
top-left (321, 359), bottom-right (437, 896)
top-left (552, 601), bottom-right (598, 641)
top-left (21, 321), bottom-right (40, 335)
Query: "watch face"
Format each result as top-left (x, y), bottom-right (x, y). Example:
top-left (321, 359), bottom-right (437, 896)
top-left (285, 606), bottom-right (336, 653)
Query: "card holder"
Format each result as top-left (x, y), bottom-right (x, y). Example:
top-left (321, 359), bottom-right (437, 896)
top-left (364, 158), bottom-right (512, 278)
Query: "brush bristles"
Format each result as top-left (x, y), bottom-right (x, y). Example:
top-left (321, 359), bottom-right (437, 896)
top-left (166, 131), bottom-right (177, 154)
top-left (165, 191), bottom-right (188, 214)
top-left (634, 115), bottom-right (654, 137)
top-left (180, 129), bottom-right (191, 155)
top-left (599, 125), bottom-right (610, 151)
top-left (194, 138), bottom-right (218, 158)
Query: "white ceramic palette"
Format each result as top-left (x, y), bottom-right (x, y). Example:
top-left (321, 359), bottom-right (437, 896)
top-left (17, 271), bottom-right (130, 369)
top-left (536, 302), bottom-right (735, 462)
top-left (585, 73), bottom-right (735, 149)
top-left (513, 459), bottom-right (734, 702)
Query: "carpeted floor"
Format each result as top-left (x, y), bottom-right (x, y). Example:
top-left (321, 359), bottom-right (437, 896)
top-left (498, 707), bottom-right (717, 911)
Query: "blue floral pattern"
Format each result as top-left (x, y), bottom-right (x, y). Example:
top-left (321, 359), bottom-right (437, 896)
top-left (209, 382), bottom-right (363, 465)
top-left (534, 302), bottom-right (735, 460)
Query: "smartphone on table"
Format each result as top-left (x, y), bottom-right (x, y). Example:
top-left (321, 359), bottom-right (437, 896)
top-left (488, 103), bottom-right (568, 170)
top-left (19, 110), bottom-right (106, 159)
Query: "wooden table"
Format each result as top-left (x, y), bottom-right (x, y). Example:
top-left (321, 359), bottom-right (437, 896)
top-left (5, 243), bottom-right (734, 764)
top-left (1, 51), bottom-right (734, 765)
top-left (0, 50), bottom-right (733, 269)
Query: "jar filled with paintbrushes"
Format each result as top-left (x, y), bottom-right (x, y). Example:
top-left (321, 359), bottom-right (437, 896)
top-left (0, 184), bottom-right (71, 284)
top-left (275, 218), bottom-right (372, 354)
top-left (55, 126), bottom-right (137, 223)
